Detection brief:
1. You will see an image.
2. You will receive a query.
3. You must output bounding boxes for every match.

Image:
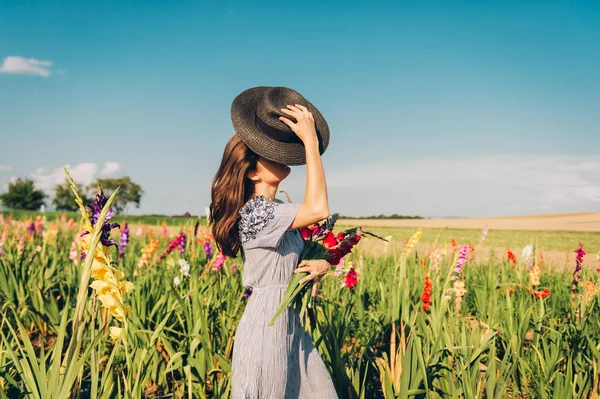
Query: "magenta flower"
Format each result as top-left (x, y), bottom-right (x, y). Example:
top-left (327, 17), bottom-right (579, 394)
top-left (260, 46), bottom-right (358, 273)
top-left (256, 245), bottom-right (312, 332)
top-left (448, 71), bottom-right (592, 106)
top-left (118, 223), bottom-right (130, 258)
top-left (454, 245), bottom-right (468, 273)
top-left (212, 250), bottom-right (226, 272)
top-left (159, 232), bottom-right (186, 260)
top-left (572, 243), bottom-right (586, 294)
top-left (179, 233), bottom-right (186, 254)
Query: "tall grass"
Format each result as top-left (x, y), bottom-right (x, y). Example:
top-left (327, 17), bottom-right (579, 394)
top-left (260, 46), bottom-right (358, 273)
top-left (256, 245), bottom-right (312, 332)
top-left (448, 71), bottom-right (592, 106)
top-left (0, 208), bottom-right (599, 397)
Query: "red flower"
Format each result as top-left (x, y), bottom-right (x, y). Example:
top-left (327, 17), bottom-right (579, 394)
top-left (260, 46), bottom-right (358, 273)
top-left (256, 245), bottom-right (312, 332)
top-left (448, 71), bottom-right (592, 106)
top-left (506, 249), bottom-right (517, 266)
top-left (421, 275), bottom-right (432, 312)
top-left (322, 232), bottom-right (338, 249)
top-left (344, 267), bottom-right (358, 289)
top-left (299, 227), bottom-right (312, 240)
top-left (534, 288), bottom-right (551, 299)
top-left (337, 231), bottom-right (345, 242)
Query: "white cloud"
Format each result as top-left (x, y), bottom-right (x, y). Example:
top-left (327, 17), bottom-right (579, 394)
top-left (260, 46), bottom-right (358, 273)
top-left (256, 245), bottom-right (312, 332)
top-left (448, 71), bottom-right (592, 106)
top-left (30, 162), bottom-right (109, 192)
top-left (324, 155), bottom-right (600, 217)
top-left (101, 162), bottom-right (120, 176)
top-left (0, 165), bottom-right (11, 171)
top-left (0, 56), bottom-right (53, 77)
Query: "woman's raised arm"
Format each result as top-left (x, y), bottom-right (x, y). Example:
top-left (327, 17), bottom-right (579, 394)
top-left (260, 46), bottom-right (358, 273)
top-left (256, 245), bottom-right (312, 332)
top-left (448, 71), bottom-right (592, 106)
top-left (279, 104), bottom-right (330, 229)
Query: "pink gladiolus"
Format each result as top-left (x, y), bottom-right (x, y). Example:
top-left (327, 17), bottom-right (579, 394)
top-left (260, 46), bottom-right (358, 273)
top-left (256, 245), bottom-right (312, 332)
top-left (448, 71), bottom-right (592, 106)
top-left (480, 225), bottom-right (489, 244)
top-left (69, 241), bottom-right (79, 265)
top-left (334, 258), bottom-right (345, 276)
top-left (454, 245), bottom-right (468, 273)
top-left (212, 250), bottom-right (226, 272)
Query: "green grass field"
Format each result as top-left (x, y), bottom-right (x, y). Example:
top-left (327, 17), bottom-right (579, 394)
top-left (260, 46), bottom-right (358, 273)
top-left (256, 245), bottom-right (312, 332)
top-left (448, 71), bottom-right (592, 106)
top-left (339, 224), bottom-right (600, 253)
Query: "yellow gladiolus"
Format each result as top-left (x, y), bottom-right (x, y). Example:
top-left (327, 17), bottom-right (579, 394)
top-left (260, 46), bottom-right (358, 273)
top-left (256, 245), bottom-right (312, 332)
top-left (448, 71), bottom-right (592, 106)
top-left (90, 280), bottom-right (112, 295)
top-left (405, 228), bottom-right (422, 256)
top-left (119, 281), bottom-right (135, 296)
top-left (109, 326), bottom-right (125, 342)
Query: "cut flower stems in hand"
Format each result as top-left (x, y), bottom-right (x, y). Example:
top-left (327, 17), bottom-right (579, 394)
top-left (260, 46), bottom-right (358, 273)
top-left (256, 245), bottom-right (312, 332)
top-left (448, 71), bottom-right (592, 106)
top-left (269, 213), bottom-right (388, 326)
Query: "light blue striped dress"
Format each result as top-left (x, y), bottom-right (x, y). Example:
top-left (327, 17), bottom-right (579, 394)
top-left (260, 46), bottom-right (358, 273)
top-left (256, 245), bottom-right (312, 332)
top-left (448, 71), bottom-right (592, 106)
top-left (231, 196), bottom-right (339, 399)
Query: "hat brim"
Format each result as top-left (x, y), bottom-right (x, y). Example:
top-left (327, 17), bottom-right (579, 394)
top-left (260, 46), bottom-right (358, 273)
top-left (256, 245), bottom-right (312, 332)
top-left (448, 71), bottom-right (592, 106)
top-left (230, 86), bottom-right (330, 166)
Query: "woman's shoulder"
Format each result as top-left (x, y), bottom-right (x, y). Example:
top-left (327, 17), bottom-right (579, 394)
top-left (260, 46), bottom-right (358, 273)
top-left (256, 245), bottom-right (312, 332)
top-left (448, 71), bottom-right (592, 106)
top-left (239, 195), bottom-right (281, 216)
top-left (238, 196), bottom-right (278, 243)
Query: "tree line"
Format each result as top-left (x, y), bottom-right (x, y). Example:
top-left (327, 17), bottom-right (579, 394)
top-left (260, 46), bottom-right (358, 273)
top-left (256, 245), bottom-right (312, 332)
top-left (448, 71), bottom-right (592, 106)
top-left (0, 177), bottom-right (143, 214)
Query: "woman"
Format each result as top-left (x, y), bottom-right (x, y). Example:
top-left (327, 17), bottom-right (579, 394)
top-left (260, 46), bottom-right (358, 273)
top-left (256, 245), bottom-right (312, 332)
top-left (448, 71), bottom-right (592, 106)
top-left (209, 86), bottom-right (339, 398)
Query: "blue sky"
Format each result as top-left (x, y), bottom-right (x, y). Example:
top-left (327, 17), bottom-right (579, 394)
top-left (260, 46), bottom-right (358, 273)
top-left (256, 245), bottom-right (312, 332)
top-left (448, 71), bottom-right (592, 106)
top-left (1, 0), bottom-right (599, 217)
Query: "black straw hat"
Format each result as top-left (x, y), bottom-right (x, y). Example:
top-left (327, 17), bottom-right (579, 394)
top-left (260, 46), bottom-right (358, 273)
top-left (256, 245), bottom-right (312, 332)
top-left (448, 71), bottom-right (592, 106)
top-left (230, 86), bottom-right (330, 166)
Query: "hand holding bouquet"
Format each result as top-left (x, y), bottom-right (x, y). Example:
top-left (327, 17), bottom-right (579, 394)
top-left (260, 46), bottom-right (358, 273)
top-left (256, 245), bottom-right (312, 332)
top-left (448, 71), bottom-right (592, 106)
top-left (269, 213), bottom-right (387, 326)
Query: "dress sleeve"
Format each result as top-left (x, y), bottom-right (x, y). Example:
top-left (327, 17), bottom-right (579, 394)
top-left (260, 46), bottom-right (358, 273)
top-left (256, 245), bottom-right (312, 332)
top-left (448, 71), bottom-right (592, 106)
top-left (238, 197), bottom-right (300, 249)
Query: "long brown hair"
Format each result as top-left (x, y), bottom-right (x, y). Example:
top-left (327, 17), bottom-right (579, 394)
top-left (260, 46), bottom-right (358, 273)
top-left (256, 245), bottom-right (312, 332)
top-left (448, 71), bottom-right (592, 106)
top-left (209, 134), bottom-right (258, 258)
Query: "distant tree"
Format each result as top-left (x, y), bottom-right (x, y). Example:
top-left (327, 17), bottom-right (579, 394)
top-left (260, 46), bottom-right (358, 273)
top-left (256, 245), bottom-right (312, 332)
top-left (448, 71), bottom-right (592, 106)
top-left (90, 176), bottom-right (144, 214)
top-left (0, 178), bottom-right (47, 210)
top-left (52, 179), bottom-right (92, 211)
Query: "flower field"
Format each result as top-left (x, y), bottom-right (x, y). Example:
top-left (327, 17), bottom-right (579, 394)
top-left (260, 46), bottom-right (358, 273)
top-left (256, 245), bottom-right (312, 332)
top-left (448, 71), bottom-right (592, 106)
top-left (1, 192), bottom-right (600, 397)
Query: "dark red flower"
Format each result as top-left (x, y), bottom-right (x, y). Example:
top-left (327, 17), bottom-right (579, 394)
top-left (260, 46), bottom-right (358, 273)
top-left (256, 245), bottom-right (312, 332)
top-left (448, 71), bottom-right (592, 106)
top-left (344, 267), bottom-right (358, 289)
top-left (329, 255), bottom-right (342, 266)
top-left (322, 232), bottom-right (338, 249)
top-left (349, 235), bottom-right (361, 244)
top-left (327, 248), bottom-right (343, 265)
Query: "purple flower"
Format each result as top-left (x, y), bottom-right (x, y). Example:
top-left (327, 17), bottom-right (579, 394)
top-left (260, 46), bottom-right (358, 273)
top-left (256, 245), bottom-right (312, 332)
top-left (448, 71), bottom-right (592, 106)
top-left (184, 212), bottom-right (191, 218)
top-left (80, 251), bottom-right (87, 260)
top-left (118, 223), bottom-right (130, 258)
top-left (242, 287), bottom-right (253, 300)
top-left (572, 243), bottom-right (586, 294)
top-left (87, 192), bottom-right (119, 247)
top-left (203, 240), bottom-right (213, 259)
top-left (28, 223), bottom-right (35, 234)
top-left (179, 233), bottom-right (186, 254)
top-left (454, 245), bottom-right (468, 273)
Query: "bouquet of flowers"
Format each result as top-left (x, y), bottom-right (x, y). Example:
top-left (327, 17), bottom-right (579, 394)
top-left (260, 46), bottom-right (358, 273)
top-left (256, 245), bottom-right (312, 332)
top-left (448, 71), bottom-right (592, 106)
top-left (269, 213), bottom-right (387, 326)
